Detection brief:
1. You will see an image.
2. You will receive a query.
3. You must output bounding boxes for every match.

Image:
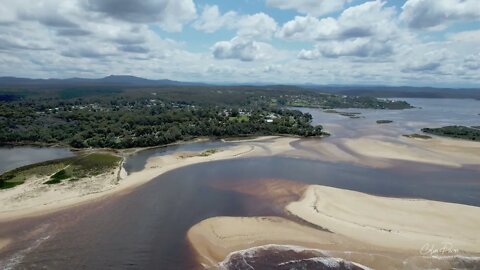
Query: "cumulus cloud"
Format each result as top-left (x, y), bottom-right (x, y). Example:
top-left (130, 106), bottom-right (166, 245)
top-left (280, 1), bottom-right (400, 59)
top-left (278, 1), bottom-right (397, 41)
top-left (463, 53), bottom-right (480, 70)
top-left (448, 30), bottom-right (480, 43)
top-left (299, 38), bottom-right (393, 59)
top-left (401, 50), bottom-right (448, 73)
top-left (194, 6), bottom-right (277, 39)
top-left (236, 13), bottom-right (277, 39)
top-left (192, 5), bottom-right (238, 33)
top-left (266, 0), bottom-right (348, 16)
top-left (84, 0), bottom-right (196, 31)
top-left (212, 37), bottom-right (272, 62)
top-left (401, 0), bottom-right (480, 29)
top-left (0, 0), bottom-right (479, 87)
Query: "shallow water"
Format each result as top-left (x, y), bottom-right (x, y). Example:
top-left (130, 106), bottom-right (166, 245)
top-left (0, 147), bottom-right (73, 174)
top-left (297, 98), bottom-right (480, 138)
top-left (123, 140), bottom-right (235, 173)
top-left (3, 156), bottom-right (480, 269)
top-left (1, 98), bottom-right (480, 269)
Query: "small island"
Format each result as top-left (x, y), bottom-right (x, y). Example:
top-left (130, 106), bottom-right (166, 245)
top-left (324, 109), bottom-right (363, 119)
top-left (376, 120), bottom-right (393, 124)
top-left (422, 126), bottom-right (480, 141)
top-left (402, 133), bottom-right (432, 140)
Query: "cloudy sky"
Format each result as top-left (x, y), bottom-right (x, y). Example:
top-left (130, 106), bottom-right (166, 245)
top-left (0, 0), bottom-right (479, 87)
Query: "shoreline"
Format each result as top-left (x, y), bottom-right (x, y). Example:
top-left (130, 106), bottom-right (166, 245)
top-left (2, 133), bottom-right (480, 222)
top-left (188, 185), bottom-right (480, 269)
top-left (0, 136), bottom-right (296, 222)
top-left (287, 185), bottom-right (480, 253)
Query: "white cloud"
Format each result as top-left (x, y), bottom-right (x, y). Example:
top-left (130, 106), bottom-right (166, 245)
top-left (277, 16), bottom-right (336, 40)
top-left (463, 53), bottom-right (480, 70)
top-left (193, 6), bottom-right (277, 39)
top-left (448, 30), bottom-right (480, 43)
top-left (84, 0), bottom-right (196, 32)
top-left (266, 0), bottom-right (348, 16)
top-left (401, 0), bottom-right (480, 29)
top-left (278, 1), bottom-right (397, 41)
top-left (298, 48), bottom-right (321, 60)
top-left (0, 0), bottom-right (479, 87)
top-left (299, 38), bottom-right (394, 59)
top-left (192, 5), bottom-right (238, 33)
top-left (212, 37), bottom-right (272, 62)
top-left (236, 13), bottom-right (277, 39)
top-left (279, 1), bottom-right (401, 59)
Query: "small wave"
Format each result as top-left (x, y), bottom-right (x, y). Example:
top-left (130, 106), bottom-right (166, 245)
top-left (0, 234), bottom-right (51, 270)
top-left (218, 244), bottom-right (371, 270)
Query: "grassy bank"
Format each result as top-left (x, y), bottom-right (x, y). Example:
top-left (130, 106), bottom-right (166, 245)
top-left (0, 153), bottom-right (122, 189)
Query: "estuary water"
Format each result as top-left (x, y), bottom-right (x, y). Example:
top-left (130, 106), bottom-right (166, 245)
top-left (1, 98), bottom-right (479, 269)
top-left (0, 147), bottom-right (73, 174)
top-left (3, 156), bottom-right (480, 269)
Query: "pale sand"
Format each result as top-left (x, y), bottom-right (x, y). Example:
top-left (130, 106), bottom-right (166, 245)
top-left (286, 185), bottom-right (480, 253)
top-left (187, 216), bottom-right (348, 267)
top-left (342, 136), bottom-right (480, 168)
top-left (187, 216), bottom-right (460, 269)
top-left (0, 136), bottom-right (297, 222)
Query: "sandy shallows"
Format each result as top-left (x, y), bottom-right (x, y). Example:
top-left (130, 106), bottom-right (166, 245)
top-left (187, 216), bottom-right (354, 267)
top-left (287, 185), bottom-right (480, 253)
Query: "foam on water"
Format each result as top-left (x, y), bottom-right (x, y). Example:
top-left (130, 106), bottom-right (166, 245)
top-left (218, 244), bottom-right (371, 270)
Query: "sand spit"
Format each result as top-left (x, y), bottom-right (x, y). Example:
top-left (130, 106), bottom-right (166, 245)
top-left (286, 185), bottom-right (480, 253)
top-left (187, 215), bottom-right (480, 269)
top-left (189, 186), bottom-right (480, 269)
top-left (342, 136), bottom-right (480, 168)
top-left (288, 134), bottom-right (480, 169)
top-left (187, 216), bottom-right (345, 267)
top-left (0, 137), bottom-right (297, 222)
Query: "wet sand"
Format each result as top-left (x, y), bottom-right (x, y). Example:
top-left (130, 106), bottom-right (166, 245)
top-left (188, 185), bottom-right (480, 269)
top-left (1, 132), bottom-right (480, 269)
top-left (287, 185), bottom-right (480, 253)
top-left (0, 137), bottom-right (296, 222)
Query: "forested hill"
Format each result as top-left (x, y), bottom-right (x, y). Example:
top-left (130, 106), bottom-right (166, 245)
top-left (0, 85), bottom-right (411, 149)
top-left (310, 85), bottom-right (480, 100)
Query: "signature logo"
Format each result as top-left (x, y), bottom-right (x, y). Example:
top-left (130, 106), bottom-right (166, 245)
top-left (420, 242), bottom-right (459, 256)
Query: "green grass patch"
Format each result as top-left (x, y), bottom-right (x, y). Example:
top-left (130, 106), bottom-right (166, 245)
top-left (44, 169), bottom-right (70, 184)
top-left (0, 152), bottom-right (121, 189)
top-left (229, 115), bottom-right (250, 123)
top-left (199, 149), bottom-right (219, 157)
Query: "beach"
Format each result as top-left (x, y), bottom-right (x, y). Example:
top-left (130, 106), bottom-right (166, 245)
top-left (188, 185), bottom-right (480, 269)
top-left (1, 134), bottom-right (480, 269)
top-left (286, 185), bottom-right (480, 252)
top-left (0, 136), bottom-right (296, 222)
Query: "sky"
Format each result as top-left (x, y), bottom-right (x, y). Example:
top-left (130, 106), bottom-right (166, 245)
top-left (0, 0), bottom-right (479, 87)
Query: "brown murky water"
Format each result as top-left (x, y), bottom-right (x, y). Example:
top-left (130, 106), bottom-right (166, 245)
top-left (1, 155), bottom-right (479, 269)
top-left (1, 98), bottom-right (480, 269)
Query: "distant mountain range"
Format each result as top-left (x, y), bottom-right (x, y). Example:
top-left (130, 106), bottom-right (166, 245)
top-left (0, 75), bottom-right (206, 87)
top-left (0, 75), bottom-right (478, 99)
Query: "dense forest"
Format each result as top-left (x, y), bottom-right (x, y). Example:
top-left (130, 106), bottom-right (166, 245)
top-left (0, 85), bottom-right (411, 149)
top-left (422, 126), bottom-right (480, 141)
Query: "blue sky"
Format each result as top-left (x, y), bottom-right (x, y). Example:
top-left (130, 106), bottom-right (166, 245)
top-left (0, 0), bottom-right (479, 87)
